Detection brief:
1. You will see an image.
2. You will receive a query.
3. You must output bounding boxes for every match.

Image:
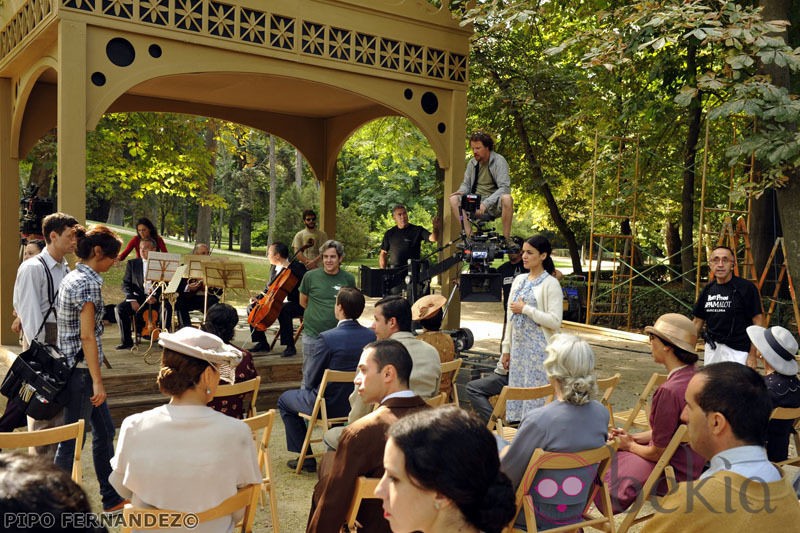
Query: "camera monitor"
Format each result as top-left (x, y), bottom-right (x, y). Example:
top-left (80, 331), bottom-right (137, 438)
top-left (459, 272), bottom-right (502, 302)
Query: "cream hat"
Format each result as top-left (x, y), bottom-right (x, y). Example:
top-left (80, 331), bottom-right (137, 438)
top-left (747, 325), bottom-right (798, 376)
top-left (644, 313), bottom-right (698, 354)
top-left (411, 294), bottom-right (447, 321)
top-left (158, 327), bottom-right (243, 383)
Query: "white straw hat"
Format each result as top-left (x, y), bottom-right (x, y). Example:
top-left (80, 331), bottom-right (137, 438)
top-left (746, 325), bottom-right (798, 376)
top-left (158, 327), bottom-right (243, 383)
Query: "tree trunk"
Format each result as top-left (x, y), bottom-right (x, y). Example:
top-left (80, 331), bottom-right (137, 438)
top-left (295, 147), bottom-right (303, 188)
top-left (665, 220), bottom-right (682, 282)
top-left (196, 121), bottom-right (217, 245)
top-left (107, 205), bottom-right (125, 226)
top-left (268, 135), bottom-right (277, 250)
top-left (239, 208), bottom-right (252, 253)
top-left (489, 71), bottom-right (583, 275)
top-left (680, 42), bottom-right (702, 290)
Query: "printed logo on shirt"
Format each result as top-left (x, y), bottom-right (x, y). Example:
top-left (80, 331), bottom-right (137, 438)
top-left (703, 294), bottom-right (733, 312)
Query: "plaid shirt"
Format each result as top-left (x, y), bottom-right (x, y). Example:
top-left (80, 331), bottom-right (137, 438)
top-left (56, 263), bottom-right (106, 366)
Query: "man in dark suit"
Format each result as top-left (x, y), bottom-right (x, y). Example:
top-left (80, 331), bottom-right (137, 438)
top-left (174, 242), bottom-right (219, 328)
top-left (278, 287), bottom-right (375, 472)
top-left (306, 339), bottom-right (429, 533)
top-left (115, 239), bottom-right (170, 349)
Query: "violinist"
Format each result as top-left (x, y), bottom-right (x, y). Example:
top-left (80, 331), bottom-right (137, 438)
top-left (115, 239), bottom-right (171, 350)
top-left (248, 242), bottom-right (306, 355)
top-left (174, 243), bottom-right (220, 328)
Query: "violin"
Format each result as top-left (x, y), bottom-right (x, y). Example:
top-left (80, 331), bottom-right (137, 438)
top-left (248, 244), bottom-right (311, 332)
top-left (140, 306), bottom-right (160, 340)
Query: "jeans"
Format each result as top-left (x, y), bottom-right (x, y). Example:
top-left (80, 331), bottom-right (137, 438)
top-left (466, 372), bottom-right (509, 423)
top-left (300, 333), bottom-right (324, 390)
top-left (54, 368), bottom-right (124, 510)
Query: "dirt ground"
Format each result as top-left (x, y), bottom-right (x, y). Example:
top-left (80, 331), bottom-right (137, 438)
top-left (1, 299), bottom-right (660, 532)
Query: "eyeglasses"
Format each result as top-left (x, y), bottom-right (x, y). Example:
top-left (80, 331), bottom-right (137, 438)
top-left (709, 257), bottom-right (733, 264)
top-left (305, 217), bottom-right (316, 222)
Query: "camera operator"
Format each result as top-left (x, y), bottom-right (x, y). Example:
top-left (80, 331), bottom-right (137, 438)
top-left (449, 131), bottom-right (514, 243)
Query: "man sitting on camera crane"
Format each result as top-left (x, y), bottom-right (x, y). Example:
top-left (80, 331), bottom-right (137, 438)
top-left (449, 131), bottom-right (514, 243)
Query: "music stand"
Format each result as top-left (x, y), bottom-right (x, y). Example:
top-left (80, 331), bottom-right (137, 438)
top-left (202, 261), bottom-right (247, 315)
top-left (142, 252), bottom-right (182, 337)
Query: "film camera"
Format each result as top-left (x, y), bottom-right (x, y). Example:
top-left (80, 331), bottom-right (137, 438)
top-left (19, 184), bottom-right (54, 237)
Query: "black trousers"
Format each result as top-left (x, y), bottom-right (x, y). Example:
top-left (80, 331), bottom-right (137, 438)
top-left (249, 301), bottom-right (304, 347)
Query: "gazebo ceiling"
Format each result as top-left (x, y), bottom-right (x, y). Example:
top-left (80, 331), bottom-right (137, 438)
top-left (125, 72), bottom-right (375, 118)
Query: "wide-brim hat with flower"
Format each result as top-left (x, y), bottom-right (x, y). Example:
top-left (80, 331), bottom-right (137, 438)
top-left (158, 327), bottom-right (243, 383)
top-left (411, 294), bottom-right (447, 321)
top-left (747, 325), bottom-right (798, 376)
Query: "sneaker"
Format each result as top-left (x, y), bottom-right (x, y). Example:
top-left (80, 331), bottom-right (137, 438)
top-left (287, 457), bottom-right (316, 473)
top-left (282, 346), bottom-right (297, 357)
top-left (103, 499), bottom-right (130, 513)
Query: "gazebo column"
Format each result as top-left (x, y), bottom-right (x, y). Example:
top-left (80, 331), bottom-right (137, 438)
top-left (441, 90), bottom-right (468, 330)
top-left (319, 173), bottom-right (337, 242)
top-left (0, 78), bottom-right (19, 344)
top-left (57, 20), bottom-right (88, 221)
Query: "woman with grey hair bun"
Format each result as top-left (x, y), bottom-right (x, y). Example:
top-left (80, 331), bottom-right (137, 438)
top-left (500, 333), bottom-right (609, 531)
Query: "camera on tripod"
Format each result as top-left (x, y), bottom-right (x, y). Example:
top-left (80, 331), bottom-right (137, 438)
top-left (19, 184), bottom-right (54, 237)
top-left (458, 193), bottom-right (505, 269)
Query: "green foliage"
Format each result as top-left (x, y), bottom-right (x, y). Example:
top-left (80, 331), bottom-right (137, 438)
top-left (335, 202), bottom-right (373, 260)
top-left (271, 181), bottom-right (321, 249)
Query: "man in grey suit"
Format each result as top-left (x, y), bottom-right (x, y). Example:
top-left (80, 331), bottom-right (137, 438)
top-left (278, 287), bottom-right (375, 472)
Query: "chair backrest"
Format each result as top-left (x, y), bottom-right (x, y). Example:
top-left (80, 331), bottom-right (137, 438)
top-left (769, 406), bottom-right (800, 467)
top-left (121, 484), bottom-right (259, 533)
top-left (439, 358), bottom-right (463, 404)
top-left (615, 424), bottom-right (690, 533)
top-left (243, 410), bottom-right (279, 531)
top-left (213, 376), bottom-right (261, 419)
top-left (0, 419), bottom-right (84, 484)
top-left (316, 370), bottom-right (358, 426)
top-left (487, 384), bottom-right (554, 435)
top-left (618, 372), bottom-right (667, 432)
top-left (596, 373), bottom-right (621, 420)
top-left (425, 392), bottom-right (448, 407)
top-left (509, 442), bottom-right (617, 533)
top-left (345, 476), bottom-right (381, 532)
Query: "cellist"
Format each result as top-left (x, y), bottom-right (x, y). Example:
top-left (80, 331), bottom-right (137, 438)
top-left (248, 242), bottom-right (306, 355)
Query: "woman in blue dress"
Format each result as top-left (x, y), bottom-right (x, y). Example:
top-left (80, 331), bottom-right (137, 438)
top-left (502, 235), bottom-right (563, 422)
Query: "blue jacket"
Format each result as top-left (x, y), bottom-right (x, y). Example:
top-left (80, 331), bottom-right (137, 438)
top-left (305, 320), bottom-right (376, 416)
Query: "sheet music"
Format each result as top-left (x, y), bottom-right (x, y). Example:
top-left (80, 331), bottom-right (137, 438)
top-left (203, 262), bottom-right (247, 289)
top-left (145, 252), bottom-right (182, 283)
top-left (165, 264), bottom-right (188, 294)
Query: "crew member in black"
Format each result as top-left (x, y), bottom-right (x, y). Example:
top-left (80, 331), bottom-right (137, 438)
top-left (379, 204), bottom-right (439, 269)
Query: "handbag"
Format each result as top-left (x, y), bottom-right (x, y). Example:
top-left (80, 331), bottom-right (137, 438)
top-left (0, 256), bottom-right (80, 420)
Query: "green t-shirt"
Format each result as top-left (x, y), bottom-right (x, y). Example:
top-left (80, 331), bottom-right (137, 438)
top-left (475, 163), bottom-right (496, 199)
top-left (298, 268), bottom-right (356, 337)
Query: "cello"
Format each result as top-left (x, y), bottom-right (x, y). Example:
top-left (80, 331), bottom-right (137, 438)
top-left (247, 243), bottom-right (311, 332)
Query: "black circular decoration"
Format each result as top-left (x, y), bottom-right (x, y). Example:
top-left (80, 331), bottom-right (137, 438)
top-left (91, 72), bottom-right (107, 86)
top-left (106, 38), bottom-right (135, 67)
top-left (148, 44), bottom-right (162, 58)
top-left (437, 122), bottom-right (446, 134)
top-left (421, 91), bottom-right (438, 115)
top-left (404, 88), bottom-right (413, 100)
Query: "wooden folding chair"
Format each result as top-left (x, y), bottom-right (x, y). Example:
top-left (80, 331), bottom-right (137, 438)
top-left (121, 484), bottom-right (259, 533)
top-left (439, 358), bottom-right (463, 405)
top-left (596, 373), bottom-right (621, 421)
top-left (345, 476), bottom-right (381, 533)
top-left (612, 372), bottom-right (667, 431)
top-left (487, 384), bottom-right (554, 443)
top-left (296, 369), bottom-right (356, 474)
top-left (213, 376), bottom-right (261, 419)
top-left (425, 392), bottom-right (448, 407)
top-left (506, 442), bottom-right (617, 533)
top-left (769, 406), bottom-right (800, 467)
top-left (243, 410), bottom-right (279, 532)
top-left (0, 419), bottom-right (84, 484)
top-left (612, 424), bottom-right (690, 533)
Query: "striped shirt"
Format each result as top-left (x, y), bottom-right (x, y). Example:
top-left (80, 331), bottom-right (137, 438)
top-left (56, 263), bottom-right (106, 366)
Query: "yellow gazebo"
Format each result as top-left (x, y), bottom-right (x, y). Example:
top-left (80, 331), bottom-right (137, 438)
top-left (0, 0), bottom-right (472, 341)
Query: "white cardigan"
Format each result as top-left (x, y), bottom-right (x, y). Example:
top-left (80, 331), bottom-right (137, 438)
top-left (500, 272), bottom-right (563, 355)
